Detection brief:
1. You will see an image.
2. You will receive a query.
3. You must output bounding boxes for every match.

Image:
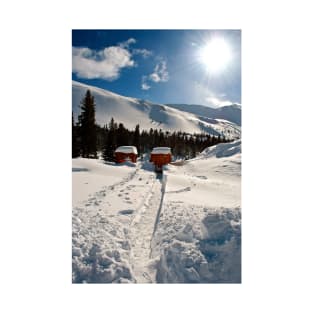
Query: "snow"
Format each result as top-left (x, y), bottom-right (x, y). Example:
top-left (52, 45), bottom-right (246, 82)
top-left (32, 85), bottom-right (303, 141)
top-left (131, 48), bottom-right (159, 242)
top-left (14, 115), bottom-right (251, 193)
top-left (151, 140), bottom-right (241, 282)
top-left (72, 160), bottom-right (158, 283)
top-left (72, 158), bottom-right (135, 207)
top-left (72, 80), bottom-right (241, 139)
top-left (72, 140), bottom-right (241, 283)
top-left (151, 147), bottom-right (171, 154)
top-left (115, 146), bottom-right (138, 154)
top-left (201, 140), bottom-right (241, 158)
top-left (166, 103), bottom-right (242, 126)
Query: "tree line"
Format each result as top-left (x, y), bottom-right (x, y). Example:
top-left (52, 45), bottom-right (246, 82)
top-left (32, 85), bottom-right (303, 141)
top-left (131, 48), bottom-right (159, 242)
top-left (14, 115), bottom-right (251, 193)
top-left (72, 90), bottom-right (232, 161)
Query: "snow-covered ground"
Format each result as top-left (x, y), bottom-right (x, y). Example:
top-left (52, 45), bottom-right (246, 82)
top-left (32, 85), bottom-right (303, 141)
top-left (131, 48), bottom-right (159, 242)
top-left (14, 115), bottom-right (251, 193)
top-left (152, 140), bottom-right (241, 283)
top-left (72, 141), bottom-right (241, 283)
top-left (72, 158), bottom-right (135, 207)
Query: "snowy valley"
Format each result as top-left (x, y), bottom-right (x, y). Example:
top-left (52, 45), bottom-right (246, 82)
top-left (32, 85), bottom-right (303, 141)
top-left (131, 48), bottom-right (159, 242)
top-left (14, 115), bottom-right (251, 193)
top-left (72, 140), bottom-right (241, 283)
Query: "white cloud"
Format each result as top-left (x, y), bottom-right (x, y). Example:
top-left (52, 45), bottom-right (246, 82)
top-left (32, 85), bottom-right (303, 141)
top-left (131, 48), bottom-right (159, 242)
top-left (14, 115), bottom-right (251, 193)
top-left (133, 48), bottom-right (152, 58)
top-left (73, 38), bottom-right (154, 81)
top-left (194, 82), bottom-right (234, 108)
top-left (72, 45), bottom-right (135, 80)
top-left (149, 73), bottom-right (160, 82)
top-left (141, 76), bottom-right (151, 90)
top-left (118, 38), bottom-right (136, 48)
top-left (141, 83), bottom-right (151, 90)
top-left (149, 60), bottom-right (169, 82)
top-left (206, 96), bottom-right (233, 108)
top-left (140, 59), bottom-right (169, 90)
top-left (119, 38), bottom-right (152, 58)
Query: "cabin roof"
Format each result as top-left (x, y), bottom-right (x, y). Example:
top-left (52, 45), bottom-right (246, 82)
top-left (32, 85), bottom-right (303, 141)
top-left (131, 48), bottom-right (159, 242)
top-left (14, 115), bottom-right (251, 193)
top-left (151, 147), bottom-right (171, 154)
top-left (115, 146), bottom-right (138, 154)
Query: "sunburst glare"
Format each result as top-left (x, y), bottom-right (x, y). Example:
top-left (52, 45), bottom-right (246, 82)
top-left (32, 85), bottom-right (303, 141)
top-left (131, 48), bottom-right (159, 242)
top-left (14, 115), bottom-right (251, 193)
top-left (199, 37), bottom-right (232, 74)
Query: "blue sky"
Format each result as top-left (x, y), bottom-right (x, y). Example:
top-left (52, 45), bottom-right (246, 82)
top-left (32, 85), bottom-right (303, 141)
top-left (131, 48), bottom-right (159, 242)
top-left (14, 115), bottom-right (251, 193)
top-left (72, 30), bottom-right (241, 107)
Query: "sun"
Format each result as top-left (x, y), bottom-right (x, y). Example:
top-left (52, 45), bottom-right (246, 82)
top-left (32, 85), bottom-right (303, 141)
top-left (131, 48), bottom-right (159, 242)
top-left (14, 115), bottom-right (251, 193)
top-left (199, 37), bottom-right (232, 73)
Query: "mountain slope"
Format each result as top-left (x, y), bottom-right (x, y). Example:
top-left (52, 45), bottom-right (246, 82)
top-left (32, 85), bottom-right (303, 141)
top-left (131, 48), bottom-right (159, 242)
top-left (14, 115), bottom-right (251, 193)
top-left (166, 103), bottom-right (241, 126)
top-left (72, 81), bottom-right (241, 138)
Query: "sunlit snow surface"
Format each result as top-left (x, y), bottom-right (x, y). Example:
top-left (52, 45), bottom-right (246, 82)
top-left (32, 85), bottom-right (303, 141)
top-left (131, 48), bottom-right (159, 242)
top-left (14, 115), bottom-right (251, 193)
top-left (72, 81), bottom-right (241, 139)
top-left (152, 141), bottom-right (241, 283)
top-left (72, 141), bottom-right (241, 283)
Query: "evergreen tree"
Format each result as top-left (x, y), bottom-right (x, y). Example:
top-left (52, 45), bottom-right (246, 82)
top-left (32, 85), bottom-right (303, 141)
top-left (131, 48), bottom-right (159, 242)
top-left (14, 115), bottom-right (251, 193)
top-left (103, 118), bottom-right (117, 161)
top-left (189, 136), bottom-right (196, 159)
top-left (217, 134), bottom-right (221, 143)
top-left (139, 129), bottom-right (147, 154)
top-left (101, 124), bottom-right (109, 161)
top-left (148, 128), bottom-right (154, 150)
top-left (159, 129), bottom-right (165, 146)
top-left (95, 124), bottom-right (104, 151)
top-left (153, 129), bottom-right (159, 147)
top-left (98, 115), bottom-right (236, 162)
top-left (72, 112), bottom-right (80, 158)
top-left (133, 124), bottom-right (140, 155)
top-left (78, 90), bottom-right (97, 158)
top-left (116, 123), bottom-right (128, 147)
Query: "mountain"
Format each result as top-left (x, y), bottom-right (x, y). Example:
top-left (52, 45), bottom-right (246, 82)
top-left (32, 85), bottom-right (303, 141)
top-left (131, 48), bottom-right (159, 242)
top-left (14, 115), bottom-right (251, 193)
top-left (72, 81), bottom-right (241, 139)
top-left (165, 103), bottom-right (241, 126)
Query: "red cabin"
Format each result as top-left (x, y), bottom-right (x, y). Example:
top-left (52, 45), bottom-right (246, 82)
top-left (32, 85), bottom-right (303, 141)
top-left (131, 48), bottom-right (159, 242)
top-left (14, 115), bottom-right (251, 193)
top-left (114, 146), bottom-right (138, 163)
top-left (150, 147), bottom-right (172, 172)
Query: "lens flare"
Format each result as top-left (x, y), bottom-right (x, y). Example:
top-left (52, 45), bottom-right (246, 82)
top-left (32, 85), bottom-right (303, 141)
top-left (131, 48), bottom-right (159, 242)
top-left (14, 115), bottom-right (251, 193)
top-left (200, 37), bottom-right (232, 73)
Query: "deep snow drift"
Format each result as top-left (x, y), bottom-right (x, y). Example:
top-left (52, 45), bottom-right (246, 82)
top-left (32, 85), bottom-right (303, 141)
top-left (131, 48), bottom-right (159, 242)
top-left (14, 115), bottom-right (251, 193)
top-left (152, 141), bottom-right (241, 283)
top-left (72, 80), bottom-right (241, 139)
top-left (72, 141), bottom-right (241, 283)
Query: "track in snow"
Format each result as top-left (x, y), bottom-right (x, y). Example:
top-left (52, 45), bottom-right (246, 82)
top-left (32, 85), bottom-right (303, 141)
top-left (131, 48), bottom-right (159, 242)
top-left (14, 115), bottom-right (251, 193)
top-left (72, 162), bottom-right (166, 283)
top-left (129, 174), bottom-right (165, 283)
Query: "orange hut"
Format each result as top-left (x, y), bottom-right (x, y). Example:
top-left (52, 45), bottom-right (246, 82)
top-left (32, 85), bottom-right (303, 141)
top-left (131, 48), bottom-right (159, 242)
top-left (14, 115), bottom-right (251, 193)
top-left (114, 146), bottom-right (138, 163)
top-left (150, 147), bottom-right (172, 172)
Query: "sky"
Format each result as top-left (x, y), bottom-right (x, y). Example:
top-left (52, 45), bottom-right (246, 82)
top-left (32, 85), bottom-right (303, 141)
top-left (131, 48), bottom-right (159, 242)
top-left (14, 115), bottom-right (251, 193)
top-left (72, 30), bottom-right (241, 108)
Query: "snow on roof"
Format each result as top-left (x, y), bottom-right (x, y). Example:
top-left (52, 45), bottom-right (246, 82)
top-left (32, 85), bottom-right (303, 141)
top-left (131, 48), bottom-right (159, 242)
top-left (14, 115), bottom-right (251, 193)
top-left (151, 147), bottom-right (171, 154)
top-left (115, 146), bottom-right (138, 154)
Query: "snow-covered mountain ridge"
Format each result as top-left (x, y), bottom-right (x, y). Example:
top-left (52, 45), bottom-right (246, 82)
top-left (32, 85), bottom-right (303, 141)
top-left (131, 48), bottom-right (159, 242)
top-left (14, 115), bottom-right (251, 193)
top-left (72, 81), bottom-right (241, 139)
top-left (166, 103), bottom-right (241, 126)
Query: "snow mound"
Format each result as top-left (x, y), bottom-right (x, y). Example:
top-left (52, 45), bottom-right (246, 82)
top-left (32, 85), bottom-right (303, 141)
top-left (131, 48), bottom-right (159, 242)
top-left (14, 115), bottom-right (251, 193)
top-left (72, 245), bottom-right (134, 283)
top-left (152, 140), bottom-right (241, 283)
top-left (201, 140), bottom-right (241, 158)
top-left (154, 207), bottom-right (241, 283)
top-left (72, 192), bottom-right (139, 283)
top-left (116, 160), bottom-right (137, 167)
top-left (115, 146), bottom-right (138, 154)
